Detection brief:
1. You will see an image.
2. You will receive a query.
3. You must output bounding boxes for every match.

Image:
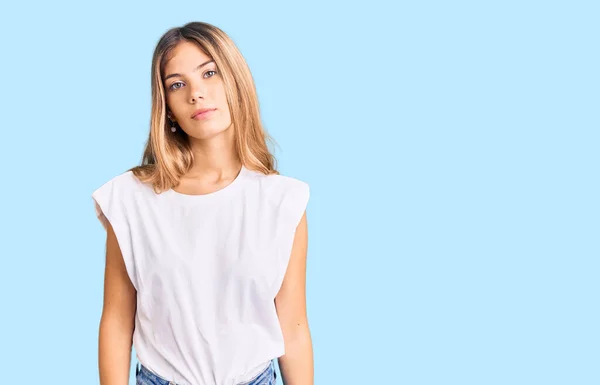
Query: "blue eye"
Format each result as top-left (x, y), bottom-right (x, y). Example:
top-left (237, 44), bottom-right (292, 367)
top-left (169, 82), bottom-right (184, 91)
top-left (168, 70), bottom-right (217, 91)
top-left (204, 70), bottom-right (217, 78)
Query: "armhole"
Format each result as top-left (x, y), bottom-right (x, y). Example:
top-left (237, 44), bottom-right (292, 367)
top-left (92, 179), bottom-right (138, 291)
top-left (272, 180), bottom-right (310, 296)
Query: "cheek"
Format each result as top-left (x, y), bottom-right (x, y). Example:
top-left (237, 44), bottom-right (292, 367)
top-left (216, 96), bottom-right (231, 125)
top-left (215, 85), bottom-right (230, 112)
top-left (165, 95), bottom-right (183, 116)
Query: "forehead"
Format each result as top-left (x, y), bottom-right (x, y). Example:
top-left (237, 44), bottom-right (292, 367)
top-left (164, 41), bottom-right (212, 73)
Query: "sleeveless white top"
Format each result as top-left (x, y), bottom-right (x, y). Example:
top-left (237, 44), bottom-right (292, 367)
top-left (91, 165), bottom-right (310, 385)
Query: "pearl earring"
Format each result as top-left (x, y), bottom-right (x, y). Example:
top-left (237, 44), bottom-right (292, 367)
top-left (168, 116), bottom-right (177, 132)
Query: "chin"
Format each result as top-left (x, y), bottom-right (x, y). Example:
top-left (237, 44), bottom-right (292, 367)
top-left (190, 124), bottom-right (231, 140)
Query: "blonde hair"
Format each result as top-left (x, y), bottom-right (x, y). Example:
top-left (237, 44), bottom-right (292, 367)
top-left (129, 21), bottom-right (279, 193)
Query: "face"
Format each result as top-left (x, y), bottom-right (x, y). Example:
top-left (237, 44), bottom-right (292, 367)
top-left (162, 41), bottom-right (232, 140)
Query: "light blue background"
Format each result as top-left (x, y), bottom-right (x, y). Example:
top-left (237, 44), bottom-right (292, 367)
top-left (0, 1), bottom-right (597, 384)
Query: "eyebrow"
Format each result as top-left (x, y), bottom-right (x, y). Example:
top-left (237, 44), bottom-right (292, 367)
top-left (163, 60), bottom-right (215, 82)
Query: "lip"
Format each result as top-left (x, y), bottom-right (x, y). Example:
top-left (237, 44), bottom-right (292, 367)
top-left (191, 108), bottom-right (217, 119)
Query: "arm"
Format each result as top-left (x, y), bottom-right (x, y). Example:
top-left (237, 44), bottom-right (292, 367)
top-left (98, 221), bottom-right (137, 385)
top-left (275, 211), bottom-right (314, 385)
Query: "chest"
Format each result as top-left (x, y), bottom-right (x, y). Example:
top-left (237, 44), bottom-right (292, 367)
top-left (126, 195), bottom-right (282, 292)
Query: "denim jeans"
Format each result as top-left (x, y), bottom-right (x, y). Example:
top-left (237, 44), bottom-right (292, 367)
top-left (135, 360), bottom-right (277, 385)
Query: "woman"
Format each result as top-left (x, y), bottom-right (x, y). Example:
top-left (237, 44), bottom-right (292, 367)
top-left (92, 22), bottom-right (313, 385)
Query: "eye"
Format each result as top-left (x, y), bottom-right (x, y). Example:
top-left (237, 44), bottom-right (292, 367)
top-left (169, 81), bottom-right (184, 91)
top-left (167, 70), bottom-right (217, 91)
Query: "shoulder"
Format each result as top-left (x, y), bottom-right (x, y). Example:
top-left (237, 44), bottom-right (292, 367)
top-left (246, 169), bottom-right (310, 224)
top-left (248, 170), bottom-right (309, 202)
top-left (93, 170), bottom-right (142, 193)
top-left (91, 170), bottom-right (144, 207)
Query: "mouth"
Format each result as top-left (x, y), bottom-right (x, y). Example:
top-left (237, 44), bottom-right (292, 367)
top-left (191, 108), bottom-right (217, 119)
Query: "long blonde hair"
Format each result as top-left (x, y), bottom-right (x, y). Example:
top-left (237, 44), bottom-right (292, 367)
top-left (129, 21), bottom-right (279, 193)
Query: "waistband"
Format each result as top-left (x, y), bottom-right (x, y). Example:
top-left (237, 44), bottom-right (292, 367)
top-left (135, 359), bottom-right (277, 385)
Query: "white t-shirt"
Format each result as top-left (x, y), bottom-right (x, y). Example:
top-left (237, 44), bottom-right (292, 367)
top-left (91, 165), bottom-right (310, 385)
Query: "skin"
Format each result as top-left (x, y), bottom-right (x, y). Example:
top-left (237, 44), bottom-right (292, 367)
top-left (99, 41), bottom-right (313, 385)
top-left (164, 40), bottom-right (241, 189)
top-left (99, 222), bottom-right (137, 385)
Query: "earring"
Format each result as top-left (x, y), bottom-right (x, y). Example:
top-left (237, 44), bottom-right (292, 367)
top-left (168, 117), bottom-right (177, 132)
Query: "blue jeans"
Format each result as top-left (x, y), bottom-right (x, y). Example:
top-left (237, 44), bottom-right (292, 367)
top-left (135, 360), bottom-right (277, 385)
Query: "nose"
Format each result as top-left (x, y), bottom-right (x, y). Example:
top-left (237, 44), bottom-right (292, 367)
top-left (189, 84), bottom-right (205, 103)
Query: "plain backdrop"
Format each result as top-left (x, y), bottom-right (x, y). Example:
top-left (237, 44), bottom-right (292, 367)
top-left (0, 1), bottom-right (598, 384)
